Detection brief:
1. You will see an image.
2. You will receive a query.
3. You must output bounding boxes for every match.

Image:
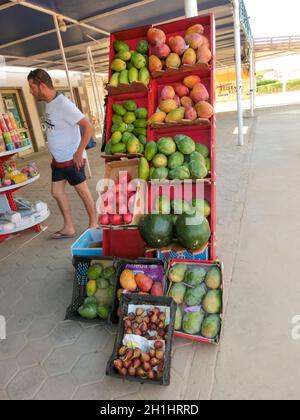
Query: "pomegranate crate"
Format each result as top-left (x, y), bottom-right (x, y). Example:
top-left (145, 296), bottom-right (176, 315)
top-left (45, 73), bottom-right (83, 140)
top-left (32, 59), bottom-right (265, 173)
top-left (107, 25), bottom-right (150, 96)
top-left (150, 14), bottom-right (214, 79)
top-left (167, 259), bottom-right (223, 345)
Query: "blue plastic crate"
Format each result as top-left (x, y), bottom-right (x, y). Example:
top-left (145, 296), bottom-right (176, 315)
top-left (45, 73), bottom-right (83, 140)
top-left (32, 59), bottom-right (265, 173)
top-left (157, 246), bottom-right (209, 262)
top-left (71, 228), bottom-right (103, 257)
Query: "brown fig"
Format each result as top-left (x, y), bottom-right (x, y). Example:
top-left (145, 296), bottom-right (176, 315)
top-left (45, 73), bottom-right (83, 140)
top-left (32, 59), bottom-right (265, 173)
top-left (143, 362), bottom-right (151, 372)
top-left (147, 370), bottom-right (155, 380)
top-left (119, 368), bottom-right (128, 376)
top-left (114, 359), bottom-right (123, 370)
top-left (154, 341), bottom-right (163, 350)
top-left (141, 352), bottom-right (151, 363)
top-left (123, 360), bottom-right (132, 369)
top-left (150, 357), bottom-right (159, 367)
top-left (156, 350), bottom-right (165, 360)
top-left (133, 358), bottom-right (142, 369)
top-left (136, 308), bottom-right (144, 316)
top-left (128, 367), bottom-right (136, 377)
top-left (118, 346), bottom-right (127, 356)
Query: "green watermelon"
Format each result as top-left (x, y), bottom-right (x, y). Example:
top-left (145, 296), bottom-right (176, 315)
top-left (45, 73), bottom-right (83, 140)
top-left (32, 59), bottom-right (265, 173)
top-left (175, 213), bottom-right (211, 250)
top-left (139, 214), bottom-right (173, 249)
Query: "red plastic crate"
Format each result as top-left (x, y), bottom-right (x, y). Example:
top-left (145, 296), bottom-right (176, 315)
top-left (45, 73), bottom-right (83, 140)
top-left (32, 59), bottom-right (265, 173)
top-left (151, 14), bottom-right (214, 79)
top-left (106, 91), bottom-right (150, 144)
top-left (108, 25), bottom-right (150, 95)
top-left (102, 228), bottom-right (148, 260)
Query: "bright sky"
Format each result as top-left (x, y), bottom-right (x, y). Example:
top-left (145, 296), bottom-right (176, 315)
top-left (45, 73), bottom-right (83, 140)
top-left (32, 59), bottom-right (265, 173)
top-left (245, 0), bottom-right (300, 37)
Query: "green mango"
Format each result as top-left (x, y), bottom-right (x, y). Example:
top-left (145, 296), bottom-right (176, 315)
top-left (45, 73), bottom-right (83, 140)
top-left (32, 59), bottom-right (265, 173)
top-left (78, 304), bottom-right (98, 320)
top-left (175, 307), bottom-right (183, 331)
top-left (112, 115), bottom-right (123, 125)
top-left (201, 314), bottom-right (221, 339)
top-left (205, 266), bottom-right (222, 290)
top-left (129, 67), bottom-right (139, 83)
top-left (133, 128), bottom-right (147, 137)
top-left (122, 132), bottom-right (133, 144)
top-left (171, 199), bottom-right (192, 215)
top-left (202, 290), bottom-right (222, 314)
top-left (112, 104), bottom-right (126, 116)
top-left (123, 100), bottom-right (137, 112)
top-left (139, 135), bottom-right (147, 146)
top-left (127, 137), bottom-right (141, 154)
top-left (127, 62), bottom-right (134, 71)
top-left (119, 69), bottom-right (129, 84)
top-left (114, 40), bottom-right (130, 53)
top-left (168, 263), bottom-right (188, 283)
top-left (134, 119), bottom-right (147, 129)
top-left (97, 305), bottom-right (111, 320)
top-left (127, 124), bottom-right (135, 133)
top-left (189, 160), bottom-right (208, 180)
top-left (135, 108), bottom-right (148, 119)
top-left (149, 167), bottom-right (155, 179)
top-left (111, 131), bottom-right (122, 145)
top-left (111, 58), bottom-right (126, 72)
top-left (185, 267), bottom-right (207, 286)
top-left (83, 297), bottom-right (97, 306)
top-left (111, 143), bottom-right (127, 154)
top-left (139, 67), bottom-right (150, 86)
top-left (131, 52), bottom-right (146, 69)
top-left (102, 266), bottom-right (116, 281)
top-left (195, 143), bottom-right (209, 158)
top-left (88, 264), bottom-right (103, 280)
top-left (109, 73), bottom-right (120, 87)
top-left (184, 284), bottom-right (207, 307)
top-left (206, 158), bottom-right (211, 172)
top-left (136, 40), bottom-right (149, 55)
top-left (169, 283), bottom-right (187, 305)
top-left (138, 157), bottom-right (150, 181)
top-left (105, 140), bottom-right (112, 155)
top-left (192, 199), bottom-right (211, 218)
top-left (111, 122), bottom-right (128, 134)
top-left (155, 196), bottom-right (171, 214)
top-left (157, 137), bottom-right (176, 156)
top-left (145, 141), bottom-right (158, 161)
top-left (182, 311), bottom-right (205, 335)
top-left (123, 112), bottom-right (136, 125)
top-left (96, 278), bottom-right (110, 289)
top-left (116, 51), bottom-right (132, 62)
top-left (174, 135), bottom-right (196, 155)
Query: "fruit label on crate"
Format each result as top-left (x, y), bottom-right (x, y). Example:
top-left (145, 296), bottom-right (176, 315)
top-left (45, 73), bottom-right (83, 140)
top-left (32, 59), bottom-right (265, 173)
top-left (125, 264), bottom-right (164, 283)
top-left (123, 334), bottom-right (166, 353)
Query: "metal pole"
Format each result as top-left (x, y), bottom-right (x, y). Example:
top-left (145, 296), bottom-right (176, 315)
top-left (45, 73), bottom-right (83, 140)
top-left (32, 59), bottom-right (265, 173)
top-left (53, 15), bottom-right (75, 103)
top-left (184, 0), bottom-right (198, 18)
top-left (87, 47), bottom-right (104, 135)
top-left (249, 47), bottom-right (255, 117)
top-left (233, 0), bottom-right (244, 146)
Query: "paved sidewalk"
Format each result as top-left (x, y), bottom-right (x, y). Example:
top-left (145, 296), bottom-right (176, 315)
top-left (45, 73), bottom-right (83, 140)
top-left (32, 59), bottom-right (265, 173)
top-left (0, 105), bottom-right (285, 400)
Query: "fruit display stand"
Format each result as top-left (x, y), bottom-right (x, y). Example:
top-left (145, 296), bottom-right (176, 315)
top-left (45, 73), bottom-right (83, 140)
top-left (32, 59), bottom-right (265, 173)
top-left (0, 147), bottom-right (49, 241)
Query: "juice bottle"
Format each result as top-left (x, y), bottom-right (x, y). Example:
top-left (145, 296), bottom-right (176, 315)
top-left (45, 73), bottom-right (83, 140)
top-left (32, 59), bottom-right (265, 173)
top-left (8, 112), bottom-right (18, 130)
top-left (3, 131), bottom-right (14, 151)
top-left (0, 115), bottom-right (8, 133)
top-left (0, 131), bottom-right (6, 153)
top-left (3, 114), bottom-right (13, 132)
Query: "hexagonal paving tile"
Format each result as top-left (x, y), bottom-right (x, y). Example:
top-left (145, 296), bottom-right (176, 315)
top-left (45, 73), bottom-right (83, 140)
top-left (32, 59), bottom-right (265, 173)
top-left (26, 316), bottom-right (58, 341)
top-left (49, 321), bottom-right (82, 348)
top-left (0, 333), bottom-right (27, 360)
top-left (44, 345), bottom-right (81, 376)
top-left (0, 389), bottom-right (9, 400)
top-left (72, 381), bottom-right (112, 400)
top-left (139, 369), bottom-right (184, 400)
top-left (0, 359), bottom-right (19, 388)
top-left (74, 326), bottom-right (110, 354)
top-left (26, 267), bottom-right (51, 284)
top-left (6, 313), bottom-right (35, 335)
top-left (17, 337), bottom-right (53, 369)
top-left (72, 352), bottom-right (107, 385)
top-left (6, 366), bottom-right (47, 400)
top-left (35, 374), bottom-right (78, 400)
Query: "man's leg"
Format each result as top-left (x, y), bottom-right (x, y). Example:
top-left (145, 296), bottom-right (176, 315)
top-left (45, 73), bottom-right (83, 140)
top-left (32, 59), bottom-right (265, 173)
top-left (74, 181), bottom-right (98, 229)
top-left (51, 180), bottom-right (76, 235)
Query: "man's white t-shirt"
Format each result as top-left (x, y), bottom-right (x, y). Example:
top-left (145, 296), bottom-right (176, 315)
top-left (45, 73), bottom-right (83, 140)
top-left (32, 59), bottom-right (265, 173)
top-left (45, 94), bottom-right (87, 163)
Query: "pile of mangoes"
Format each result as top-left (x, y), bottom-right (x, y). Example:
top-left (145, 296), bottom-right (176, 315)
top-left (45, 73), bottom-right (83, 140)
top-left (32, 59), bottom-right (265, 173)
top-left (105, 100), bottom-right (148, 155)
top-left (109, 40), bottom-right (150, 87)
top-left (138, 134), bottom-right (211, 181)
top-left (78, 263), bottom-right (116, 320)
top-left (168, 263), bottom-right (222, 340)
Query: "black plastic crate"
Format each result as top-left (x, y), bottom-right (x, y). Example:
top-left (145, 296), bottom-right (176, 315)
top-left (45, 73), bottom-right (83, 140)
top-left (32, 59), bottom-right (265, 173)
top-left (106, 294), bottom-right (176, 386)
top-left (65, 256), bottom-right (118, 324)
top-left (110, 258), bottom-right (168, 324)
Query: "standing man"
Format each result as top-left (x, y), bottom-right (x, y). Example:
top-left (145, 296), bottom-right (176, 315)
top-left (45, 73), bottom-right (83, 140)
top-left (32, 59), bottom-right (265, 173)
top-left (28, 69), bottom-right (98, 239)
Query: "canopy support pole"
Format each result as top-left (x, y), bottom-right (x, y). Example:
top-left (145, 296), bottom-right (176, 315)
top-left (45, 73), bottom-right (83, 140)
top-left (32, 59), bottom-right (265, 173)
top-left (53, 14), bottom-right (92, 178)
top-left (233, 0), bottom-right (244, 146)
top-left (184, 0), bottom-right (198, 18)
top-left (249, 46), bottom-right (255, 117)
top-left (87, 47), bottom-right (104, 136)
